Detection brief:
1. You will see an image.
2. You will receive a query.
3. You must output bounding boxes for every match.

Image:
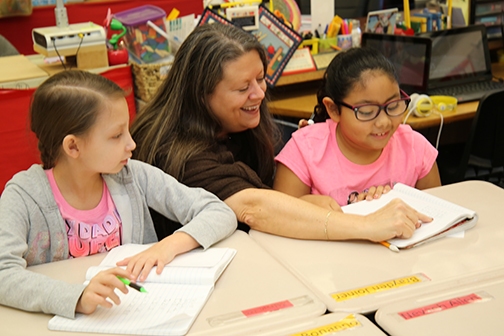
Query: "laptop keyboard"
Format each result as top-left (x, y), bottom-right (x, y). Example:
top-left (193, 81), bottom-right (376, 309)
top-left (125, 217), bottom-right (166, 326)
top-left (428, 80), bottom-right (504, 102)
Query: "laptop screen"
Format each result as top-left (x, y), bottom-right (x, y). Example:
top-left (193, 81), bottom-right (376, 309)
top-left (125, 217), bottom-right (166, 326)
top-left (419, 25), bottom-right (492, 89)
top-left (361, 33), bottom-right (431, 94)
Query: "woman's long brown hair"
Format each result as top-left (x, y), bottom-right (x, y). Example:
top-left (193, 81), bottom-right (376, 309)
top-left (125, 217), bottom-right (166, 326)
top-left (131, 24), bottom-right (279, 183)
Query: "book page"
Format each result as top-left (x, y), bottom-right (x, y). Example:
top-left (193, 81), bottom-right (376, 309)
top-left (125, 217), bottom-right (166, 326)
top-left (342, 184), bottom-right (476, 248)
top-left (88, 245), bottom-right (236, 285)
top-left (49, 283), bottom-right (213, 335)
top-left (101, 244), bottom-right (233, 268)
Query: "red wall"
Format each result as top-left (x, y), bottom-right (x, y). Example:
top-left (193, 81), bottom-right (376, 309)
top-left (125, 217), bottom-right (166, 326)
top-left (0, 0), bottom-right (202, 55)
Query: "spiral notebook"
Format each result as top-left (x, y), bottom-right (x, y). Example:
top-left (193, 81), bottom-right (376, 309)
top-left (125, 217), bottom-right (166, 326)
top-left (48, 244), bottom-right (236, 335)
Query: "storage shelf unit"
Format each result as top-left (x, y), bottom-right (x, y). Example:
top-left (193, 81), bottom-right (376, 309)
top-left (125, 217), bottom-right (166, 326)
top-left (470, 0), bottom-right (504, 41)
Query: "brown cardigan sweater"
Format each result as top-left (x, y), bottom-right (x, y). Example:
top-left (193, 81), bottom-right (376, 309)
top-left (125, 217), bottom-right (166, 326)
top-left (151, 133), bottom-right (272, 237)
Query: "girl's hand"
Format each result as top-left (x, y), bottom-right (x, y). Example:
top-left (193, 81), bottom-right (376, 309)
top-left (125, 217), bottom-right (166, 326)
top-left (298, 119), bottom-right (314, 129)
top-left (362, 198), bottom-right (433, 242)
top-left (116, 232), bottom-right (200, 282)
top-left (357, 184), bottom-right (392, 202)
top-left (298, 119), bottom-right (309, 129)
top-left (116, 240), bottom-right (177, 282)
top-left (76, 267), bottom-right (131, 314)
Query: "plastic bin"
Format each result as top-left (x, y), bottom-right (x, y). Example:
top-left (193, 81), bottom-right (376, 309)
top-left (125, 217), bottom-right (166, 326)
top-left (114, 5), bottom-right (170, 63)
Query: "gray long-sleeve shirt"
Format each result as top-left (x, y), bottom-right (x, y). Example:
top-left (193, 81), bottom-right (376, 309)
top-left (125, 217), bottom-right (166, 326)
top-left (0, 159), bottom-right (236, 318)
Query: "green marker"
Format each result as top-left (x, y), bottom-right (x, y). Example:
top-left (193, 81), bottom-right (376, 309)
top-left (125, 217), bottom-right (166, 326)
top-left (117, 276), bottom-right (148, 293)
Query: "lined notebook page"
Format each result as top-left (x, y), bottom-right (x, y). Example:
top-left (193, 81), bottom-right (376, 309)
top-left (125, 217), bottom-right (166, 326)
top-left (86, 245), bottom-right (236, 285)
top-left (48, 283), bottom-right (213, 335)
top-left (48, 245), bottom-right (236, 335)
top-left (342, 183), bottom-right (476, 248)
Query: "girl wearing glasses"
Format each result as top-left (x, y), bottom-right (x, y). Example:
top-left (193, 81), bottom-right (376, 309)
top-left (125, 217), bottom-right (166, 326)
top-left (274, 47), bottom-right (441, 206)
top-left (132, 24), bottom-right (432, 245)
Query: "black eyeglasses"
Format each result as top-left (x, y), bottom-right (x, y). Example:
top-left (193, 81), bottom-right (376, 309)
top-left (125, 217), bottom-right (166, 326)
top-left (336, 90), bottom-right (411, 121)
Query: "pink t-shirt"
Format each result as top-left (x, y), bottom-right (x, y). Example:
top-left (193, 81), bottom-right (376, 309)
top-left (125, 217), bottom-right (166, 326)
top-left (275, 120), bottom-right (437, 206)
top-left (45, 169), bottom-right (123, 258)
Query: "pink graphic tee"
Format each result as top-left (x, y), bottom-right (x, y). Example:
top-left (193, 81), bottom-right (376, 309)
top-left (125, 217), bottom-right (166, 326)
top-left (45, 169), bottom-right (123, 258)
top-left (275, 120), bottom-right (437, 206)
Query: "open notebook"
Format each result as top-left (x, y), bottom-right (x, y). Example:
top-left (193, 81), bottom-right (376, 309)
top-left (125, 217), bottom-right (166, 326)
top-left (342, 183), bottom-right (478, 249)
top-left (48, 244), bottom-right (236, 335)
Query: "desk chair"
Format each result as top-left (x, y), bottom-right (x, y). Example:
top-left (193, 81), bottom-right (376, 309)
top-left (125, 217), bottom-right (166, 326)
top-left (0, 35), bottom-right (19, 57)
top-left (274, 118), bottom-right (298, 154)
top-left (437, 89), bottom-right (504, 186)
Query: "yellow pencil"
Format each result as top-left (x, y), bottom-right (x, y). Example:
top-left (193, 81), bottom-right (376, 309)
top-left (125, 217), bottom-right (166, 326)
top-left (380, 241), bottom-right (400, 252)
top-left (447, 0), bottom-right (453, 28)
top-left (403, 0), bottom-right (411, 28)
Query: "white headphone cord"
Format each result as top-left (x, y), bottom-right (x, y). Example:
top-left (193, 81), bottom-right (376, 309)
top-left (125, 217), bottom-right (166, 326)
top-left (403, 108), bottom-right (443, 149)
top-left (433, 111), bottom-right (443, 150)
top-left (402, 109), bottom-right (414, 125)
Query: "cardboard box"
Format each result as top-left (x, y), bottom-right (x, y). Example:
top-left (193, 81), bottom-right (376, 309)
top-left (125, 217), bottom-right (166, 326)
top-left (0, 55), bottom-right (48, 84)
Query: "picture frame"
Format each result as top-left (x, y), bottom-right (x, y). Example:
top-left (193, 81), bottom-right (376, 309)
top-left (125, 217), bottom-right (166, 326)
top-left (249, 5), bottom-right (303, 86)
top-left (197, 7), bottom-right (234, 26)
top-left (365, 8), bottom-right (399, 35)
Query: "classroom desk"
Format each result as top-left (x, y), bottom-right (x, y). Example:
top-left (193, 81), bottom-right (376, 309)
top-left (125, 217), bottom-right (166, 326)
top-left (0, 231), bottom-right (326, 336)
top-left (268, 63), bottom-right (504, 130)
top-left (375, 266), bottom-right (504, 336)
top-left (261, 312), bottom-right (387, 336)
top-left (249, 181), bottom-right (504, 314)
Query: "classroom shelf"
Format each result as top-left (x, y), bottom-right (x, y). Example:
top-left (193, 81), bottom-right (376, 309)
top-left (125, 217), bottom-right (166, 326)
top-left (471, 0), bottom-right (504, 40)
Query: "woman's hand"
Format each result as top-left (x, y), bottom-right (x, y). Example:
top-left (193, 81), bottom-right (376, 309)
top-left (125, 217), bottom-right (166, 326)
top-left (361, 198), bottom-right (433, 242)
top-left (76, 267), bottom-right (131, 314)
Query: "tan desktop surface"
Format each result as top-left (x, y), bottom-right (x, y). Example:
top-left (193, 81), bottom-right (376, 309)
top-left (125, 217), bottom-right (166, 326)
top-left (0, 55), bottom-right (48, 83)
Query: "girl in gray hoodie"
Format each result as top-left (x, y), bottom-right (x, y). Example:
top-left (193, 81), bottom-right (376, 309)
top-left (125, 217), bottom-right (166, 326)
top-left (0, 70), bottom-right (236, 318)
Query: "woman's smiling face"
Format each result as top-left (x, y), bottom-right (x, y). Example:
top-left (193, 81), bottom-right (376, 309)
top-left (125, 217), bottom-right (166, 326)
top-left (207, 49), bottom-right (267, 137)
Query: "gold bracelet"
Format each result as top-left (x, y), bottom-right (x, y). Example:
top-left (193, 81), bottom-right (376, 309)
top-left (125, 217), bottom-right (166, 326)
top-left (324, 210), bottom-right (332, 240)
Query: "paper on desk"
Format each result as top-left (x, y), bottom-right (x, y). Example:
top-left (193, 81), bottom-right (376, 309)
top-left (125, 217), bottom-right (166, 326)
top-left (49, 282), bottom-right (212, 335)
top-left (101, 244), bottom-right (231, 268)
top-left (90, 244), bottom-right (236, 285)
top-left (448, 231), bottom-right (464, 238)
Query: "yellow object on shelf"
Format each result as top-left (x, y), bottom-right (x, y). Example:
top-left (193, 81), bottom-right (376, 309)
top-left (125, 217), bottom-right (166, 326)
top-left (299, 38), bottom-right (319, 55)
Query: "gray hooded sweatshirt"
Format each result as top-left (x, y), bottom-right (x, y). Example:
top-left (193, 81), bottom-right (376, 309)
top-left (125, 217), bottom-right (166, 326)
top-left (0, 159), bottom-right (236, 318)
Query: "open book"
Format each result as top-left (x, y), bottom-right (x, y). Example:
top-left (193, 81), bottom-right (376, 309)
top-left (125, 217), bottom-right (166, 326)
top-left (48, 244), bottom-right (236, 335)
top-left (342, 183), bottom-right (478, 249)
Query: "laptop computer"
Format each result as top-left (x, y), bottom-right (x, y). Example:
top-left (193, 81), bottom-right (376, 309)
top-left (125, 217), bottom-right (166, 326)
top-left (361, 33), bottom-right (432, 94)
top-left (419, 24), bottom-right (504, 103)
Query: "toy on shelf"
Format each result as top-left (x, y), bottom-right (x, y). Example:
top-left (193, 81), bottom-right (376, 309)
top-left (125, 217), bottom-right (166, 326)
top-left (108, 19), bottom-right (126, 50)
top-left (107, 18), bottom-right (129, 66)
